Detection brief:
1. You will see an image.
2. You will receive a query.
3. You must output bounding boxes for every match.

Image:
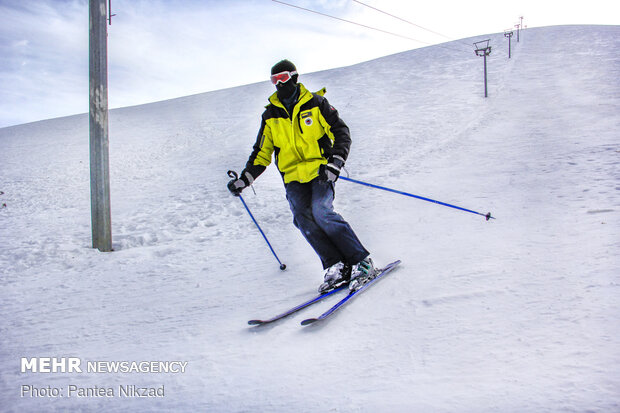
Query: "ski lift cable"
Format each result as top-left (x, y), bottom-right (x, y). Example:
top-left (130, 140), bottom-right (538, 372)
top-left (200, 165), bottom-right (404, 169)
top-left (271, 0), bottom-right (469, 53)
top-left (352, 0), bottom-right (452, 40)
top-left (272, 0), bottom-right (430, 44)
top-left (351, 0), bottom-right (476, 50)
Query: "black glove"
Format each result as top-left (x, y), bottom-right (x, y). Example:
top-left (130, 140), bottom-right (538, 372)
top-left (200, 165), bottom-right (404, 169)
top-left (319, 155), bottom-right (345, 183)
top-left (227, 171), bottom-right (253, 196)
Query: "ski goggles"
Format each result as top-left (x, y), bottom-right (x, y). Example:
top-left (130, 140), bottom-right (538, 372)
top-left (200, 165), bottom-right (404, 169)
top-left (270, 70), bottom-right (297, 85)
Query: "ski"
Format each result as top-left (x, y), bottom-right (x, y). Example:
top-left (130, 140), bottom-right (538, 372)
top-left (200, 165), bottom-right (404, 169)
top-left (301, 260), bottom-right (401, 326)
top-left (248, 285), bottom-right (347, 325)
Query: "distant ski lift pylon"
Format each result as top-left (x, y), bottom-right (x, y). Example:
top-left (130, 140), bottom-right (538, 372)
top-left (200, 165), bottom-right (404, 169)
top-left (473, 39), bottom-right (492, 97)
top-left (504, 30), bottom-right (514, 58)
top-left (474, 39), bottom-right (491, 57)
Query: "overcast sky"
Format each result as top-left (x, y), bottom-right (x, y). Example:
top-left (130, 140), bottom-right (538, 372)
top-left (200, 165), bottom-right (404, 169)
top-left (0, 0), bottom-right (618, 128)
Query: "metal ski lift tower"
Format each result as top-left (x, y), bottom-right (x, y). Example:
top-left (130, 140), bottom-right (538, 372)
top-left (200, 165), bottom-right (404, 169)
top-left (89, 0), bottom-right (112, 251)
top-left (474, 39), bottom-right (492, 98)
top-left (504, 30), bottom-right (514, 58)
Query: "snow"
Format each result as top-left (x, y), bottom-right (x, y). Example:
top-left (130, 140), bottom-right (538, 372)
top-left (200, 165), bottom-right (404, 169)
top-left (1, 25), bottom-right (619, 412)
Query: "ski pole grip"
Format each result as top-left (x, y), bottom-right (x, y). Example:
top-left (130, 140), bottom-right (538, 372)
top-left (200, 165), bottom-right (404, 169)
top-left (227, 170), bottom-right (239, 180)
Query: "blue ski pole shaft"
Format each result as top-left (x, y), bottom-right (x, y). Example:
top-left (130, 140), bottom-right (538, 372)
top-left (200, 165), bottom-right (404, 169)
top-left (339, 176), bottom-right (494, 220)
top-left (228, 171), bottom-right (286, 270)
top-left (238, 195), bottom-right (287, 270)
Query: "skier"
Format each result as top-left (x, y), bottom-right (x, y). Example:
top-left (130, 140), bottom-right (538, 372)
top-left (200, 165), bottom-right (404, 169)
top-left (227, 59), bottom-right (376, 293)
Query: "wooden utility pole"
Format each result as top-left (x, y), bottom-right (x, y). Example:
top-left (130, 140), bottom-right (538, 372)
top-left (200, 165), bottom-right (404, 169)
top-left (89, 0), bottom-right (112, 252)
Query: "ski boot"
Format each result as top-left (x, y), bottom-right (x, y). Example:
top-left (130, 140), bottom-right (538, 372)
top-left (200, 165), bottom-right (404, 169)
top-left (318, 262), bottom-right (352, 294)
top-left (348, 257), bottom-right (378, 292)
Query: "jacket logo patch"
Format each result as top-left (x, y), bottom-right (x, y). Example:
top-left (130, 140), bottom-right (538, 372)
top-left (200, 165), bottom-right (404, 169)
top-left (304, 117), bottom-right (313, 126)
top-left (301, 111), bottom-right (311, 118)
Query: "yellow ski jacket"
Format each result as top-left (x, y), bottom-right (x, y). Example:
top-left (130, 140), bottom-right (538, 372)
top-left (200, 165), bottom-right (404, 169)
top-left (243, 83), bottom-right (351, 184)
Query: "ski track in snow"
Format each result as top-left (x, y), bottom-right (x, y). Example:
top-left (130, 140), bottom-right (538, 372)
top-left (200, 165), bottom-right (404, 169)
top-left (1, 25), bottom-right (619, 412)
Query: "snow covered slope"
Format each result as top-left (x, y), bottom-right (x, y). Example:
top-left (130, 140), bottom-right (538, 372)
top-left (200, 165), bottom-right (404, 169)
top-left (1, 25), bottom-right (619, 412)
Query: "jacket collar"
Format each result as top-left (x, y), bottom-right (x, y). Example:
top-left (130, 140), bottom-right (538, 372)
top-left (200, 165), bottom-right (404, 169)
top-left (268, 83), bottom-right (324, 109)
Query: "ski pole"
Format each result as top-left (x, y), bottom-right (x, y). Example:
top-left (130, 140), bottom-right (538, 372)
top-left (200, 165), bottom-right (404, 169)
top-left (339, 176), bottom-right (494, 221)
top-left (227, 171), bottom-right (287, 270)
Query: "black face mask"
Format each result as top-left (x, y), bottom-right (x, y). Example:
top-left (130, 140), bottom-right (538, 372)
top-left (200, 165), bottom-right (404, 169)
top-left (276, 80), bottom-right (297, 102)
